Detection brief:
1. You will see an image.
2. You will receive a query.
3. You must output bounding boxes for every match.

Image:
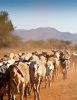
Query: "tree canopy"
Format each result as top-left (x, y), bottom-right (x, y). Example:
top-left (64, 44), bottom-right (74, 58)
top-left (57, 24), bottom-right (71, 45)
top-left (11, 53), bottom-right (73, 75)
top-left (0, 11), bottom-right (21, 47)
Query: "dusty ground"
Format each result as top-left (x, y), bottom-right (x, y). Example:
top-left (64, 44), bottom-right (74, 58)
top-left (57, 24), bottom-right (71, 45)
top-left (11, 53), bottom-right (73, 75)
top-left (3, 66), bottom-right (77, 100)
top-left (1, 49), bottom-right (77, 100)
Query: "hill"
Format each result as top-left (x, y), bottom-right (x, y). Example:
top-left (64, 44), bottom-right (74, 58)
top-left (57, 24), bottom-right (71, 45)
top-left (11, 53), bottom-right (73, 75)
top-left (12, 27), bottom-right (77, 43)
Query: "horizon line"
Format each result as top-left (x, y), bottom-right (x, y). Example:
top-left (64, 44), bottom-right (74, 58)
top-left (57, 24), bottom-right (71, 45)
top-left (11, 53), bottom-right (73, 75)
top-left (14, 27), bottom-right (77, 34)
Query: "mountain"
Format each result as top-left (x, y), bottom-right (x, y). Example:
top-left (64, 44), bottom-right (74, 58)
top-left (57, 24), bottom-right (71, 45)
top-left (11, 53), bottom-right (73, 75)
top-left (12, 27), bottom-right (77, 43)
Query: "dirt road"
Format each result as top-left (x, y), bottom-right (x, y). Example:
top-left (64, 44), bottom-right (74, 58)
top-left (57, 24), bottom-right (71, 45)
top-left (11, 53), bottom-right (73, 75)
top-left (4, 67), bottom-right (77, 100)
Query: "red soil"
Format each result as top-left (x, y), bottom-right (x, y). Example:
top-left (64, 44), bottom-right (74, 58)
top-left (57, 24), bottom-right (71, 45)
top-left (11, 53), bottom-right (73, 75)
top-left (3, 67), bottom-right (77, 100)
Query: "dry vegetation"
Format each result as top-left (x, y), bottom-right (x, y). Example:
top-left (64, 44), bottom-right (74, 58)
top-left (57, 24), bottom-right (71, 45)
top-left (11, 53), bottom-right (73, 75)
top-left (23, 39), bottom-right (72, 49)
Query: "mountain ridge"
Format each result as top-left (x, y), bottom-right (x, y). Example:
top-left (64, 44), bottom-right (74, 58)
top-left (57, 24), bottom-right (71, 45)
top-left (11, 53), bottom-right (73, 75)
top-left (12, 27), bottom-right (77, 43)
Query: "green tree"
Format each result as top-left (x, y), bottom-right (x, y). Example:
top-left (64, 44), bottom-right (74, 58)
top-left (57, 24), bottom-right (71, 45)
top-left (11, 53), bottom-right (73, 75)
top-left (0, 11), bottom-right (14, 47)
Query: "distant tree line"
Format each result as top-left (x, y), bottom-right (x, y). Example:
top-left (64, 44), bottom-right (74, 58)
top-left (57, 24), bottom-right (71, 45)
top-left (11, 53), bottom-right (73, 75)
top-left (23, 39), bottom-right (73, 50)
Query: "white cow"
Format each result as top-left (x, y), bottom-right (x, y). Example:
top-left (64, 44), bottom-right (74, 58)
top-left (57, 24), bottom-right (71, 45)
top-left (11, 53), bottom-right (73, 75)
top-left (45, 61), bottom-right (54, 88)
top-left (29, 60), bottom-right (42, 100)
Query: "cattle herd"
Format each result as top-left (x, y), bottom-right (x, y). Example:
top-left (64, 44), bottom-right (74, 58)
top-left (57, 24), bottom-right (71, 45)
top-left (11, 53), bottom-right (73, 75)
top-left (0, 49), bottom-right (77, 100)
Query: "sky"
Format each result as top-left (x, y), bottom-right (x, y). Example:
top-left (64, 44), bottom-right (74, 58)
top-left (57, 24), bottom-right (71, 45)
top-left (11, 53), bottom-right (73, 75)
top-left (0, 0), bottom-right (77, 33)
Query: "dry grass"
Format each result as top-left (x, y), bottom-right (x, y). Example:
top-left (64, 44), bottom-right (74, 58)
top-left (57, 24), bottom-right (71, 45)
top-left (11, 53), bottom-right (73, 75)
top-left (0, 39), bottom-right (74, 57)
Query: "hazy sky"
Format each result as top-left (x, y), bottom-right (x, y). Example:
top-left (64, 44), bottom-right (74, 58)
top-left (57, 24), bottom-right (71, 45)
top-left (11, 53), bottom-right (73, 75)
top-left (0, 0), bottom-right (77, 33)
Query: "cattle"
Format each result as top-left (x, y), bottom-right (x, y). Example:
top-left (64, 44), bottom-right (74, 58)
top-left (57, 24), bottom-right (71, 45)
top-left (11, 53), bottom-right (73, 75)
top-left (44, 54), bottom-right (59, 77)
top-left (42, 50), bottom-right (60, 77)
top-left (0, 50), bottom-right (72, 100)
top-left (70, 53), bottom-right (77, 71)
top-left (42, 51), bottom-right (47, 56)
top-left (10, 53), bottom-right (14, 59)
top-left (59, 51), bottom-right (70, 80)
top-left (9, 63), bottom-right (30, 100)
top-left (51, 50), bottom-right (61, 75)
top-left (39, 56), bottom-right (46, 65)
top-left (32, 51), bottom-right (39, 55)
top-left (32, 55), bottom-right (39, 61)
top-left (45, 61), bottom-right (54, 88)
top-left (13, 55), bottom-right (19, 62)
top-left (51, 50), bottom-right (60, 60)
top-left (31, 54), bottom-right (47, 84)
top-left (18, 53), bottom-right (22, 57)
top-left (0, 59), bottom-right (7, 78)
top-left (3, 58), bottom-right (15, 68)
top-left (24, 53), bottom-right (32, 61)
top-left (29, 60), bottom-right (44, 100)
top-left (0, 68), bottom-right (10, 100)
top-left (39, 60), bottom-right (46, 83)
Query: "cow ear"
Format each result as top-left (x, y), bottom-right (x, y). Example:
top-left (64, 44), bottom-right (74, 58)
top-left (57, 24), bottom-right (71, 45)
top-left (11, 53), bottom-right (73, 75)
top-left (51, 50), bottom-right (54, 52)
top-left (17, 68), bottom-right (24, 77)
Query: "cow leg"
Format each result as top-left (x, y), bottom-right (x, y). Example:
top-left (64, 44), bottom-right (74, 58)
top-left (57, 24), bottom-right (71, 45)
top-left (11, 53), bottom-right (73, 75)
top-left (20, 83), bottom-right (25, 100)
top-left (60, 65), bottom-right (62, 74)
top-left (29, 82), bottom-right (33, 95)
top-left (4, 82), bottom-right (6, 96)
top-left (31, 83), bottom-right (34, 93)
top-left (45, 76), bottom-right (47, 88)
top-left (37, 87), bottom-right (40, 100)
top-left (49, 80), bottom-right (51, 88)
top-left (33, 84), bottom-right (37, 100)
top-left (63, 69), bottom-right (67, 80)
top-left (49, 75), bottom-right (52, 88)
top-left (52, 70), bottom-right (54, 81)
top-left (40, 78), bottom-right (42, 89)
top-left (63, 69), bottom-right (65, 80)
top-left (37, 80), bottom-right (41, 100)
top-left (28, 85), bottom-right (31, 96)
top-left (20, 88), bottom-right (24, 100)
top-left (10, 91), bottom-right (12, 100)
top-left (34, 89), bottom-right (37, 100)
top-left (24, 86), bottom-right (28, 100)
top-left (20, 90), bottom-right (24, 100)
top-left (55, 68), bottom-right (58, 76)
top-left (65, 68), bottom-right (67, 79)
top-left (54, 68), bottom-right (57, 76)
top-left (8, 82), bottom-right (11, 100)
top-left (34, 91), bottom-right (37, 100)
top-left (54, 68), bottom-right (56, 76)
top-left (57, 68), bottom-right (58, 76)
top-left (27, 81), bottom-right (31, 96)
top-left (11, 91), bottom-right (15, 100)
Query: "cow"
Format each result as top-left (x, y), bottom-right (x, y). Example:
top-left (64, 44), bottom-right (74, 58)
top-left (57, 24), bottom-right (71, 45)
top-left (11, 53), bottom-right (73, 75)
top-left (45, 61), bottom-right (54, 88)
top-left (29, 60), bottom-right (43, 100)
top-left (59, 51), bottom-right (70, 80)
top-left (9, 63), bottom-right (30, 100)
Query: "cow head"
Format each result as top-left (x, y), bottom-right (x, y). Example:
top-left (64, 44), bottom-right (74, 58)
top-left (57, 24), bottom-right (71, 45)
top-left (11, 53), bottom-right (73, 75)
top-left (51, 50), bottom-right (60, 59)
top-left (31, 61), bottom-right (39, 78)
top-left (9, 64), bottom-right (18, 77)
